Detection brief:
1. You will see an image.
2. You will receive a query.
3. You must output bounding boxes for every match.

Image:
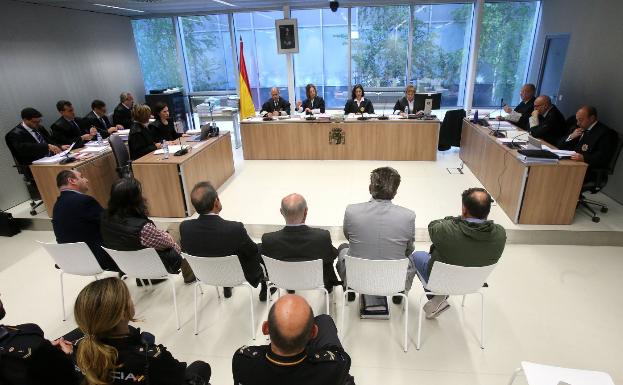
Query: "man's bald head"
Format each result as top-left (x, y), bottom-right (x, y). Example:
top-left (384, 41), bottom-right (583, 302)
top-left (265, 295), bottom-right (315, 355)
top-left (280, 193), bottom-right (308, 224)
top-left (271, 87), bottom-right (280, 101)
top-left (461, 187), bottom-right (492, 220)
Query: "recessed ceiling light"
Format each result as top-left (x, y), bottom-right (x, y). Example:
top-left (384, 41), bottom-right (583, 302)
top-left (93, 3), bottom-right (145, 12)
top-left (213, 0), bottom-right (237, 7)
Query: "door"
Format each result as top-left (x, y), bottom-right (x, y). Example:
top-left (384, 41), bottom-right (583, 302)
top-left (537, 34), bottom-right (570, 104)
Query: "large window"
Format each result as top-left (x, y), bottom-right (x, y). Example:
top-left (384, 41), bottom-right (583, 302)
top-left (179, 15), bottom-right (236, 92)
top-left (130, 2), bottom-right (540, 111)
top-left (234, 11), bottom-right (289, 109)
top-left (474, 1), bottom-right (540, 107)
top-left (351, 6), bottom-right (410, 88)
top-left (292, 9), bottom-right (349, 108)
top-left (131, 18), bottom-right (182, 91)
top-left (411, 4), bottom-right (472, 107)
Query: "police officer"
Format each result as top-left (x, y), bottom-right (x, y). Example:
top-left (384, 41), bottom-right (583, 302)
top-left (0, 297), bottom-right (78, 385)
top-left (61, 277), bottom-right (211, 385)
top-left (232, 294), bottom-right (355, 385)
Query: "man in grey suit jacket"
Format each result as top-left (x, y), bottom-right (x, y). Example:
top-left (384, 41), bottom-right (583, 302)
top-left (338, 167), bottom-right (416, 304)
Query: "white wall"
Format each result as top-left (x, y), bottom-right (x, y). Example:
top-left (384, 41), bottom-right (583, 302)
top-left (0, 1), bottom-right (145, 210)
top-left (528, 0), bottom-right (623, 203)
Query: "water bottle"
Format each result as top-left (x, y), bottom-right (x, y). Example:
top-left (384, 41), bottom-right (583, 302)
top-left (162, 140), bottom-right (169, 159)
top-left (96, 131), bottom-right (103, 146)
top-left (404, 105), bottom-right (409, 115)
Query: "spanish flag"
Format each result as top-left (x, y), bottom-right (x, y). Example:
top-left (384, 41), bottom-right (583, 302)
top-left (239, 38), bottom-right (255, 120)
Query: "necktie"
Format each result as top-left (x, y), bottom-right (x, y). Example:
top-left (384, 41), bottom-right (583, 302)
top-left (100, 117), bottom-right (106, 129)
top-left (33, 129), bottom-right (45, 144)
top-left (71, 120), bottom-right (80, 131)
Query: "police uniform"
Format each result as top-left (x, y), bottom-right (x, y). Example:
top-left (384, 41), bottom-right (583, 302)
top-left (0, 323), bottom-right (78, 385)
top-left (64, 326), bottom-right (210, 385)
top-left (232, 315), bottom-right (354, 385)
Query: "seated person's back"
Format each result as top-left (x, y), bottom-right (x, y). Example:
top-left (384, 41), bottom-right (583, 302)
top-left (261, 193), bottom-right (339, 289)
top-left (0, 298), bottom-right (78, 385)
top-left (63, 277), bottom-right (210, 385)
top-left (52, 170), bottom-right (119, 271)
top-left (180, 181), bottom-right (264, 288)
top-left (343, 167), bottom-right (415, 261)
top-left (232, 294), bottom-right (354, 385)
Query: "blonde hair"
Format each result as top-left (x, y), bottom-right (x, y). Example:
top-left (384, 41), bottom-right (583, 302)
top-left (132, 104), bottom-right (151, 124)
top-left (405, 84), bottom-right (416, 94)
top-left (74, 277), bottom-right (135, 385)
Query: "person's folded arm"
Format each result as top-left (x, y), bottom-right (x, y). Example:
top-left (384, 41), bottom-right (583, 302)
top-left (140, 222), bottom-right (181, 253)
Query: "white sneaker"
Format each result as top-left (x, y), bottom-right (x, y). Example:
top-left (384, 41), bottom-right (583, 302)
top-left (423, 295), bottom-right (449, 319)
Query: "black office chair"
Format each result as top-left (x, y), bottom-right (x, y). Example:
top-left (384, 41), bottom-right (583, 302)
top-left (4, 139), bottom-right (43, 216)
top-left (438, 109), bottom-right (466, 151)
top-left (108, 134), bottom-right (132, 178)
top-left (578, 131), bottom-right (623, 223)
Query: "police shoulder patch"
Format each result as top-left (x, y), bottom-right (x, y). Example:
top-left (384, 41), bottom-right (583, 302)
top-left (235, 345), bottom-right (264, 358)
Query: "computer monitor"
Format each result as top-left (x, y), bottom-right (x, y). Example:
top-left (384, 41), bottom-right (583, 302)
top-left (413, 92), bottom-right (442, 113)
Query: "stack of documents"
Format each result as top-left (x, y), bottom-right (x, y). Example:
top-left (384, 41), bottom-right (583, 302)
top-left (153, 145), bottom-right (189, 155)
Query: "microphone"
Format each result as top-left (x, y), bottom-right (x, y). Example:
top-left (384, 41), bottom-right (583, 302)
top-left (490, 98), bottom-right (506, 138)
top-left (377, 92), bottom-right (388, 120)
top-left (504, 131), bottom-right (529, 150)
top-left (174, 136), bottom-right (188, 156)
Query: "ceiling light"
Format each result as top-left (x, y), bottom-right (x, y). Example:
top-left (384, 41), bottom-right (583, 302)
top-left (212, 0), bottom-right (237, 7)
top-left (93, 3), bottom-right (145, 12)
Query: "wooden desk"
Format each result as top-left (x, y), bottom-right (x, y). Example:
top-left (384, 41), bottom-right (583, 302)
top-left (132, 132), bottom-right (234, 218)
top-left (460, 119), bottom-right (587, 224)
top-left (29, 150), bottom-right (118, 217)
top-left (240, 118), bottom-right (440, 161)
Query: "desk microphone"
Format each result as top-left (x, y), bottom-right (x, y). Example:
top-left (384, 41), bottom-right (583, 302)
top-left (174, 137), bottom-right (188, 156)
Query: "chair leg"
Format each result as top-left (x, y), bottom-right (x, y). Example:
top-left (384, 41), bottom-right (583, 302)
top-left (507, 368), bottom-right (523, 385)
top-left (170, 278), bottom-right (180, 331)
top-left (247, 285), bottom-right (256, 340)
top-left (462, 294), bottom-right (466, 307)
top-left (479, 292), bottom-right (485, 349)
top-left (215, 286), bottom-right (220, 300)
top-left (401, 293), bottom-right (409, 352)
top-left (194, 283), bottom-right (200, 335)
top-left (321, 288), bottom-right (330, 315)
top-left (416, 292), bottom-right (426, 350)
top-left (340, 290), bottom-right (353, 340)
top-left (59, 271), bottom-right (66, 321)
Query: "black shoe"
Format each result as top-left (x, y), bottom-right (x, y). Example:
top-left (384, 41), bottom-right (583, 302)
top-left (392, 295), bottom-right (403, 305)
top-left (223, 287), bottom-right (232, 298)
top-left (259, 284), bottom-right (277, 302)
top-left (347, 292), bottom-right (356, 302)
top-left (287, 290), bottom-right (296, 294)
top-left (136, 278), bottom-right (165, 287)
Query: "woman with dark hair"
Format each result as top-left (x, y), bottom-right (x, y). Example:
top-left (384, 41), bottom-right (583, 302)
top-left (344, 84), bottom-right (374, 115)
top-left (295, 83), bottom-right (325, 114)
top-left (60, 277), bottom-right (211, 385)
top-left (148, 102), bottom-right (188, 143)
top-left (128, 104), bottom-right (161, 160)
top-left (100, 178), bottom-right (195, 284)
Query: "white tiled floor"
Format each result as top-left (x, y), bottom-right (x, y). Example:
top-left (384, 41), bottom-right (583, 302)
top-left (1, 230), bottom-right (622, 385)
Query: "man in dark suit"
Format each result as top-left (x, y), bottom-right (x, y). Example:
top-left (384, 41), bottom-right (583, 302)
top-left (51, 100), bottom-right (94, 146)
top-left (113, 92), bottom-right (134, 130)
top-left (499, 83), bottom-right (536, 129)
top-left (5, 108), bottom-right (67, 167)
top-left (261, 194), bottom-right (339, 291)
top-left (527, 95), bottom-right (566, 145)
top-left (51, 170), bottom-right (119, 271)
top-left (180, 181), bottom-right (270, 300)
top-left (84, 100), bottom-right (122, 139)
top-left (559, 105), bottom-right (618, 183)
top-left (260, 87), bottom-right (291, 117)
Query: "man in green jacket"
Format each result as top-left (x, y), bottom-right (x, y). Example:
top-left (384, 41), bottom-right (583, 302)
top-left (411, 187), bottom-right (506, 319)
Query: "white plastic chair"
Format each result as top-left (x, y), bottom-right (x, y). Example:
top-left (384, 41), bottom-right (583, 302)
top-left (38, 241), bottom-right (105, 321)
top-left (507, 361), bottom-right (615, 385)
top-left (262, 255), bottom-right (330, 315)
top-left (416, 261), bottom-right (497, 350)
top-left (103, 247), bottom-right (180, 330)
top-left (340, 255), bottom-right (410, 352)
top-left (182, 253), bottom-right (256, 339)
